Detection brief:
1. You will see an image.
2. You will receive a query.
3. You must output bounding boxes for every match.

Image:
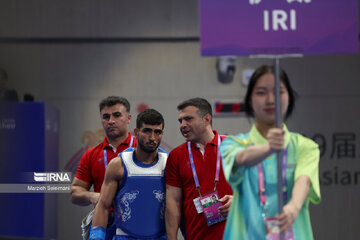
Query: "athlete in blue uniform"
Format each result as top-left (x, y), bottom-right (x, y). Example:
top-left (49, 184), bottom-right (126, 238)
top-left (90, 109), bottom-right (167, 240)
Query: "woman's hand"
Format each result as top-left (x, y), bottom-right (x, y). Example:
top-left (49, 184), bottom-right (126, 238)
top-left (276, 202), bottom-right (300, 233)
top-left (266, 128), bottom-right (285, 152)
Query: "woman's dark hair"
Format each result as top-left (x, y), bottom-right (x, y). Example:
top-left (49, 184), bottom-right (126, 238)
top-left (244, 65), bottom-right (296, 120)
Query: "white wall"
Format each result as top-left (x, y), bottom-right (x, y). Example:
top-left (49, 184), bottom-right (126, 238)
top-left (0, 1), bottom-right (359, 239)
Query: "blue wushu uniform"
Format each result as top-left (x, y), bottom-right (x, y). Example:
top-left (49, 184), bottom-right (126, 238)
top-left (113, 147), bottom-right (168, 240)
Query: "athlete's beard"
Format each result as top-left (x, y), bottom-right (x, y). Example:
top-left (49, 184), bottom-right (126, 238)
top-left (138, 140), bottom-right (159, 153)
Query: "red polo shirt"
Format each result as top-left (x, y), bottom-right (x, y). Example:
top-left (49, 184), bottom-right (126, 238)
top-left (75, 132), bottom-right (137, 192)
top-left (166, 130), bottom-right (233, 240)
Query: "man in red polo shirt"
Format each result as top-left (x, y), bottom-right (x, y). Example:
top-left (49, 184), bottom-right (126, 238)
top-left (165, 98), bottom-right (233, 240)
top-left (71, 96), bottom-right (137, 239)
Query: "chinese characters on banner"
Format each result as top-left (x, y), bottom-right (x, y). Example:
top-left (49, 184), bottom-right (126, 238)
top-left (309, 132), bottom-right (360, 186)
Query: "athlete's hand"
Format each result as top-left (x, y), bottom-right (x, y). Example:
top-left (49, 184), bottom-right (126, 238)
top-left (218, 195), bottom-right (233, 217)
top-left (266, 128), bottom-right (285, 153)
top-left (276, 202), bottom-right (299, 233)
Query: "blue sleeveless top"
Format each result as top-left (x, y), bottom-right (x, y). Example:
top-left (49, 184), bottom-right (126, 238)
top-left (114, 147), bottom-right (168, 238)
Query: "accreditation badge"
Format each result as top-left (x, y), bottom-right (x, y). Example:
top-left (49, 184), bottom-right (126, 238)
top-left (199, 191), bottom-right (226, 226)
top-left (193, 196), bottom-right (203, 213)
top-left (265, 217), bottom-right (295, 240)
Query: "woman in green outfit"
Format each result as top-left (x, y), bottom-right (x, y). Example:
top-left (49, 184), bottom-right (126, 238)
top-left (220, 65), bottom-right (321, 240)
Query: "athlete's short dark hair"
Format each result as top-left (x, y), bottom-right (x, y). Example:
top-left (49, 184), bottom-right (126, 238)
top-left (136, 109), bottom-right (165, 129)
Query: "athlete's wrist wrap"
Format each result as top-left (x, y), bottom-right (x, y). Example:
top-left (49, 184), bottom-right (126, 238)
top-left (89, 226), bottom-right (106, 240)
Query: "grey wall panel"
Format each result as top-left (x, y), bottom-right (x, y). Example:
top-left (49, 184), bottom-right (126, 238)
top-left (0, 0), bottom-right (198, 38)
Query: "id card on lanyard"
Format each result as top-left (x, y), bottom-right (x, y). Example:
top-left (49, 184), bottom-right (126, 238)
top-left (188, 135), bottom-right (226, 226)
top-left (103, 135), bottom-right (134, 169)
top-left (199, 191), bottom-right (226, 226)
top-left (258, 147), bottom-right (295, 240)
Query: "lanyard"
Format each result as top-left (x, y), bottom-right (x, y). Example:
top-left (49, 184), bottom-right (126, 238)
top-left (187, 134), bottom-right (221, 197)
top-left (257, 147), bottom-right (289, 206)
top-left (104, 135), bottom-right (134, 169)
